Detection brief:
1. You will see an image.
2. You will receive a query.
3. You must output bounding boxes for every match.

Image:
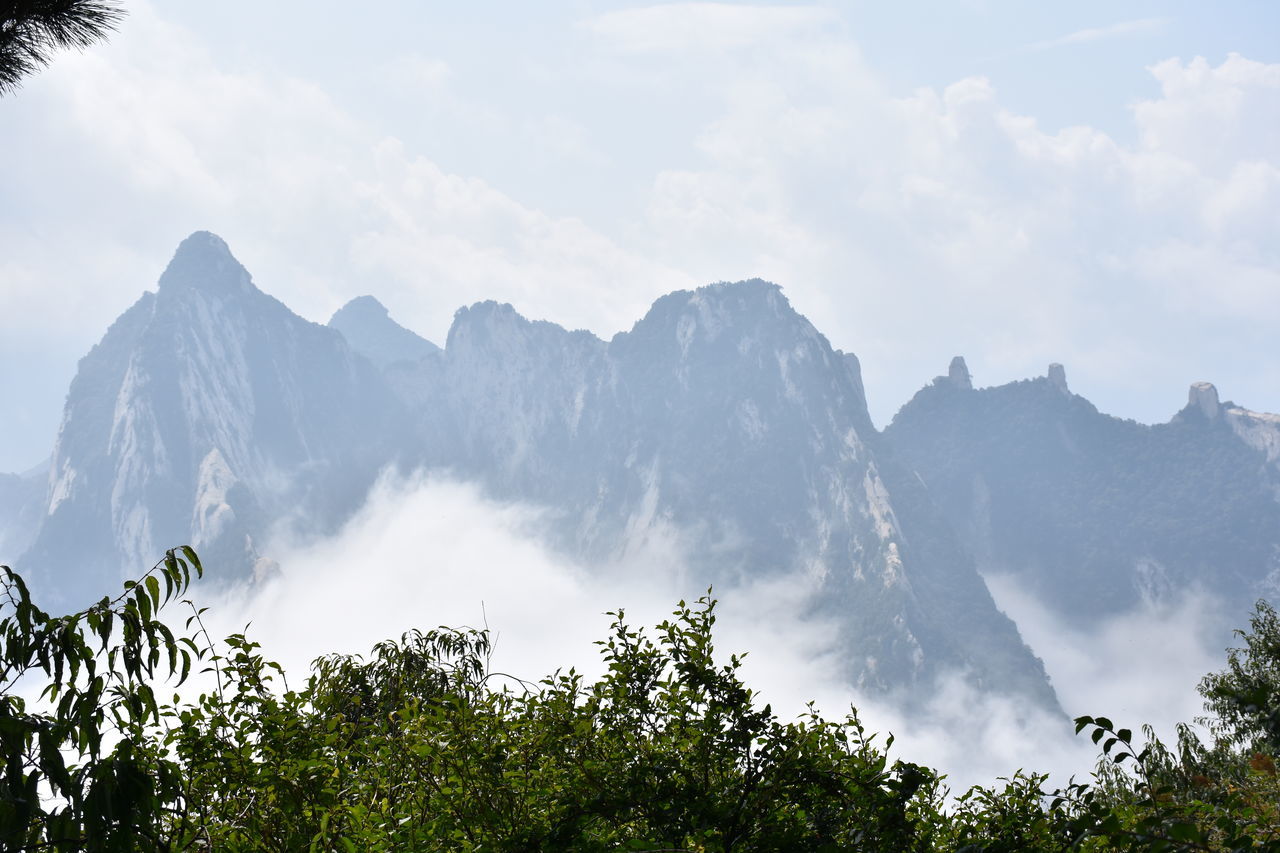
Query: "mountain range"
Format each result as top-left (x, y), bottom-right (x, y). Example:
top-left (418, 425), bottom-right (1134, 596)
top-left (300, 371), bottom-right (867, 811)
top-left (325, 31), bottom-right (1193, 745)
top-left (5, 232), bottom-right (1279, 712)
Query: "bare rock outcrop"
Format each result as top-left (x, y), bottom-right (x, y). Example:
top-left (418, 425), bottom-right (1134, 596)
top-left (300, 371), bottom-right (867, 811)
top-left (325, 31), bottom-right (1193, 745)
top-left (948, 356), bottom-right (973, 391)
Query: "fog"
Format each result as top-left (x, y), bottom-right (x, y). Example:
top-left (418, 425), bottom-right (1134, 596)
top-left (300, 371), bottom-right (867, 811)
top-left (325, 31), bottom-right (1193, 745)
top-left (201, 471), bottom-right (1230, 793)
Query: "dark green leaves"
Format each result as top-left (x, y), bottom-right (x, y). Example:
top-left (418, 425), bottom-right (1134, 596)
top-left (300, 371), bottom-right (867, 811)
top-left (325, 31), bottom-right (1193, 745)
top-left (0, 547), bottom-right (200, 849)
top-left (0, 0), bottom-right (126, 96)
top-left (5, 549), bottom-right (1279, 851)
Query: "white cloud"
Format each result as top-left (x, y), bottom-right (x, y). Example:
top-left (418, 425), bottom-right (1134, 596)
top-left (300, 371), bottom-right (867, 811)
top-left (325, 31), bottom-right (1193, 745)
top-left (5, 3), bottom-right (1279, 472)
top-left (583, 4), bottom-right (839, 55)
top-left (985, 573), bottom-right (1226, 740)
top-left (377, 54), bottom-right (452, 92)
top-left (195, 471), bottom-right (1212, 793)
top-left (1136, 53), bottom-right (1280, 172)
top-left (594, 32), bottom-right (1280, 424)
top-left (0, 2), bottom-right (693, 358)
top-left (1022, 18), bottom-right (1168, 53)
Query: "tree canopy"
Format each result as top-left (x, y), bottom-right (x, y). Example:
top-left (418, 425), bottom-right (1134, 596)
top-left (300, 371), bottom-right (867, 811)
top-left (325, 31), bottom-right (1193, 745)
top-left (2, 550), bottom-right (1279, 851)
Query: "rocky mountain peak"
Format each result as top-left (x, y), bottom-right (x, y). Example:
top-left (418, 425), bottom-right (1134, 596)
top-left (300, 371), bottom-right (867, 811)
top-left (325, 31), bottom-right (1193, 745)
top-left (448, 301), bottom-right (537, 352)
top-left (618, 280), bottom-right (822, 371)
top-left (948, 356), bottom-right (973, 390)
top-left (156, 231), bottom-right (254, 298)
top-left (332, 294), bottom-right (390, 321)
top-left (1047, 363), bottom-right (1069, 394)
top-left (1189, 381), bottom-right (1222, 421)
top-left (329, 295), bottom-right (439, 370)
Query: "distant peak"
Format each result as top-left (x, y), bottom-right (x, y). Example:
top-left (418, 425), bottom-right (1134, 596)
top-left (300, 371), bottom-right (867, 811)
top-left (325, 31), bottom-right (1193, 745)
top-left (948, 356), bottom-right (972, 391)
top-left (1047, 363), bottom-right (1068, 394)
top-left (172, 231), bottom-right (234, 265)
top-left (330, 294), bottom-right (440, 368)
top-left (700, 278), bottom-right (782, 295)
top-left (329, 295), bottom-right (389, 324)
top-left (157, 231), bottom-right (253, 296)
top-left (1189, 381), bottom-right (1221, 420)
top-left (691, 278), bottom-right (785, 311)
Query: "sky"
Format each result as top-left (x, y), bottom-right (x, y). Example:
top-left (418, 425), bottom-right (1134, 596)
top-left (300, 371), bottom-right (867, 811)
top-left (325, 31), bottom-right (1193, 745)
top-left (2, 0), bottom-right (1279, 474)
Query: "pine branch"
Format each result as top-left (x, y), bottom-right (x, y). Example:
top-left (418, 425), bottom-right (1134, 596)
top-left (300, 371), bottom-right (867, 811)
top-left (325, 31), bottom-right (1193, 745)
top-left (0, 0), bottom-right (126, 96)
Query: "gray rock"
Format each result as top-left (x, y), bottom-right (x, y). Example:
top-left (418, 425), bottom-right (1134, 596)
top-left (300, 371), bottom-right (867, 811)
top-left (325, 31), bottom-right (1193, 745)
top-left (20, 232), bottom-right (405, 605)
top-left (1188, 381), bottom-right (1221, 421)
top-left (329, 295), bottom-right (440, 370)
top-left (1047, 363), bottom-right (1068, 394)
top-left (948, 356), bottom-right (973, 390)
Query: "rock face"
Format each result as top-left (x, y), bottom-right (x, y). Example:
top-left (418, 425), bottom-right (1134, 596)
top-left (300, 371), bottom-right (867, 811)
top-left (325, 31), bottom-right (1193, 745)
top-left (0, 466), bottom-right (45, 562)
top-left (1188, 381), bottom-right (1222, 421)
top-left (13, 244), bottom-right (1059, 709)
top-left (21, 233), bottom-right (404, 604)
top-left (947, 356), bottom-right (973, 390)
top-left (329, 295), bottom-right (440, 370)
top-left (21, 233), bottom-right (1280, 711)
top-left (1225, 406), bottom-right (1280, 469)
top-left (884, 363), bottom-right (1280, 620)
top-left (391, 281), bottom-right (1057, 706)
top-left (1047, 363), bottom-right (1068, 395)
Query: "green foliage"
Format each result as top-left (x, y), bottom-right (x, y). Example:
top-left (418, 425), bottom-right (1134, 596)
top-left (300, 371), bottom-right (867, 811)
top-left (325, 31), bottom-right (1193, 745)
top-left (1199, 601), bottom-right (1280, 754)
top-left (173, 594), bottom-right (945, 851)
top-left (1070, 713), bottom-right (1280, 852)
top-left (0, 546), bottom-right (201, 851)
top-left (4, 548), bottom-right (1280, 851)
top-left (1068, 602), bottom-right (1280, 852)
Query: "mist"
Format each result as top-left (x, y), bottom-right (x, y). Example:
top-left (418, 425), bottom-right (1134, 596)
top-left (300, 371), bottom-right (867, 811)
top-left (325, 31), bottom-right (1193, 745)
top-left (199, 470), bottom-right (1232, 794)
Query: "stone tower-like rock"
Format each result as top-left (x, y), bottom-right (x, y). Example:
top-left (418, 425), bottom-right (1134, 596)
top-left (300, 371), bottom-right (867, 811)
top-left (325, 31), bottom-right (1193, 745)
top-left (948, 356), bottom-right (973, 390)
top-left (1189, 381), bottom-right (1221, 421)
top-left (1047, 363), bottom-right (1068, 394)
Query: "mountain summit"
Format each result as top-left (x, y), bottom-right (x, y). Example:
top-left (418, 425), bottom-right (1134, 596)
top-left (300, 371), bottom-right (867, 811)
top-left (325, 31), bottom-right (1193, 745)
top-left (156, 231), bottom-right (255, 296)
top-left (31, 235), bottom-right (1280, 712)
top-left (21, 232), bottom-right (403, 603)
top-left (884, 361), bottom-right (1280, 621)
top-left (328, 295), bottom-right (440, 370)
top-left (388, 279), bottom-right (1057, 707)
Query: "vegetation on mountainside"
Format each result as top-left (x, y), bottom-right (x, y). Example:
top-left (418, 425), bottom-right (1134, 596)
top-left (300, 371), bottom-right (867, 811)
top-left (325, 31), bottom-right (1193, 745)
top-left (2, 550), bottom-right (1279, 851)
top-left (884, 379), bottom-right (1280, 617)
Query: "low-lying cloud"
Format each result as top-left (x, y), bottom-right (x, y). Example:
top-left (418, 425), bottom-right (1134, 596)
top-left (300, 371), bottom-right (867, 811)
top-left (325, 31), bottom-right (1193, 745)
top-left (198, 471), bottom-right (1235, 794)
top-left (985, 572), bottom-right (1228, 737)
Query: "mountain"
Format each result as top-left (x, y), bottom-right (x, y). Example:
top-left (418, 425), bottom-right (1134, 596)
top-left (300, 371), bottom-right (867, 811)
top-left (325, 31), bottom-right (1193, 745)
top-left (19, 232), bottom-right (405, 605)
top-left (883, 361), bottom-right (1280, 622)
top-left (18, 232), bottom-right (1280, 714)
top-left (11, 236), bottom-right (1059, 708)
top-left (389, 281), bottom-right (1058, 707)
top-left (0, 463), bottom-right (45, 562)
top-left (329, 295), bottom-right (440, 370)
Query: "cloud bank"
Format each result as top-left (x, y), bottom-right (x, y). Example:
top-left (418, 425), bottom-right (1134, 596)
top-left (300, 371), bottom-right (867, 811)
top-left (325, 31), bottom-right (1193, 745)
top-left (199, 472), bottom-right (1230, 793)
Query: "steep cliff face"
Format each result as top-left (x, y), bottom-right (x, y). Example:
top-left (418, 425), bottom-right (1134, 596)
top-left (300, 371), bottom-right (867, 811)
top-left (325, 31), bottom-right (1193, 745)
top-left (15, 236), bottom-right (1057, 706)
top-left (1223, 401), bottom-right (1280, 474)
top-left (884, 364), bottom-right (1280, 621)
top-left (0, 466), bottom-right (44, 562)
top-left (21, 233), bottom-right (404, 603)
top-left (389, 281), bottom-right (1056, 705)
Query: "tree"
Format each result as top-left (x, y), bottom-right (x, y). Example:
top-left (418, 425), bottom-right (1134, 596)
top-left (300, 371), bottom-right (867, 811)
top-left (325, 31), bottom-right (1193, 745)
top-left (1199, 600), bottom-right (1280, 754)
top-left (0, 0), bottom-right (125, 96)
top-left (6, 545), bottom-right (1280, 851)
top-left (0, 548), bottom-right (201, 851)
top-left (1066, 601), bottom-right (1280, 851)
top-left (171, 593), bottom-right (945, 851)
